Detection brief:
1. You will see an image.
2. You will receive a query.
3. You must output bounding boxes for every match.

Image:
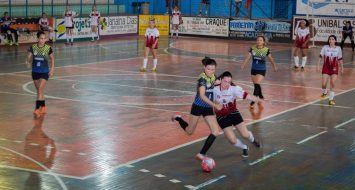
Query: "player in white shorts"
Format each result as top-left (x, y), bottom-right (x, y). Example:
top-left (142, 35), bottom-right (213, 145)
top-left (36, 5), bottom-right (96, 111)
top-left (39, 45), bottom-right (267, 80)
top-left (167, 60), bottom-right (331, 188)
top-left (89, 5), bottom-right (100, 41)
top-left (64, 6), bottom-right (77, 45)
top-left (170, 6), bottom-right (182, 39)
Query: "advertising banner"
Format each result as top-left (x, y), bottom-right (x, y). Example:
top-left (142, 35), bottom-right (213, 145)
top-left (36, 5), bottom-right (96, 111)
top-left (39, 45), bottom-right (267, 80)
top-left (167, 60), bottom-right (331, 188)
top-left (293, 16), bottom-right (355, 42)
top-left (296, 0), bottom-right (355, 17)
top-left (138, 15), bottom-right (170, 36)
top-left (229, 19), bottom-right (292, 42)
top-left (178, 17), bottom-right (229, 37)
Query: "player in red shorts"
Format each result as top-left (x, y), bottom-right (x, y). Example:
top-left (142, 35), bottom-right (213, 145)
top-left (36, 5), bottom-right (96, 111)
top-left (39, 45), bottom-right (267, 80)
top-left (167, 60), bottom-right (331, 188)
top-left (316, 35), bottom-right (343, 106)
top-left (140, 18), bottom-right (159, 72)
top-left (293, 19), bottom-right (310, 71)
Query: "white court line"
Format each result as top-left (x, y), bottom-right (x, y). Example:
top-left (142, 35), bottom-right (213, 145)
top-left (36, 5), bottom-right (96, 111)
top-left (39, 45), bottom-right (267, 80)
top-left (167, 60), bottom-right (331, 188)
top-left (312, 103), bottom-right (355, 109)
top-left (191, 175), bottom-right (227, 190)
top-left (139, 169), bottom-right (150, 173)
top-left (248, 149), bottom-right (285, 166)
top-left (82, 87), bottom-right (355, 179)
top-left (296, 131), bottom-right (328, 145)
top-left (0, 146), bottom-right (68, 190)
top-left (154, 174), bottom-right (166, 178)
top-left (335, 118), bottom-right (355, 129)
top-left (0, 54), bottom-right (170, 75)
top-left (22, 81), bottom-right (192, 113)
top-left (0, 165), bottom-right (84, 180)
top-left (169, 179), bottom-right (181, 183)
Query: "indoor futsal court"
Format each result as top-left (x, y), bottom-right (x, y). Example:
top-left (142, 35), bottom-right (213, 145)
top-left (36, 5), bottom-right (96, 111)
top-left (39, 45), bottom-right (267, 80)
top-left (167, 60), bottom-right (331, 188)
top-left (1, 0), bottom-right (355, 190)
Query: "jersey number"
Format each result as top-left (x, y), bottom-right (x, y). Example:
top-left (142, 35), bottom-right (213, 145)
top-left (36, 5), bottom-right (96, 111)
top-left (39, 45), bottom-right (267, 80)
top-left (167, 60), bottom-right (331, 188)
top-left (36, 62), bottom-right (41, 67)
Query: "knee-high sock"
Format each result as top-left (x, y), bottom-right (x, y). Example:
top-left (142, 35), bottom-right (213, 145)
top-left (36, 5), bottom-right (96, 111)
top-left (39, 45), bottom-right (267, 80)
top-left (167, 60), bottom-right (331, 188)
top-left (200, 134), bottom-right (216, 155)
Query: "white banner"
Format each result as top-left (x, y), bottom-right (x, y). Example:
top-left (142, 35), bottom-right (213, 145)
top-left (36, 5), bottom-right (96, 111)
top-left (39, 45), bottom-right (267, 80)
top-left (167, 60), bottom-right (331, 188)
top-left (177, 17), bottom-right (229, 37)
top-left (100, 16), bottom-right (138, 36)
top-left (293, 16), bottom-right (355, 42)
top-left (55, 16), bottom-right (138, 40)
top-left (296, 0), bottom-right (355, 17)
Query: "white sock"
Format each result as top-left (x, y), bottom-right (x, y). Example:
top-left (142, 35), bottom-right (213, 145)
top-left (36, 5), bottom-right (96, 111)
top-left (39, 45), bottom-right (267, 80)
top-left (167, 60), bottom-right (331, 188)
top-left (171, 31), bottom-right (174, 37)
top-left (294, 56), bottom-right (299, 67)
top-left (329, 91), bottom-right (335, 100)
top-left (71, 35), bottom-right (74, 42)
top-left (153, 59), bottom-right (158, 68)
top-left (97, 31), bottom-right (100, 40)
top-left (234, 139), bottom-right (247, 150)
top-left (301, 56), bottom-right (307, 67)
top-left (66, 34), bottom-right (69, 43)
top-left (91, 32), bottom-right (95, 40)
top-left (248, 131), bottom-right (254, 143)
top-left (322, 88), bottom-right (327, 95)
top-left (143, 58), bottom-right (148, 68)
top-left (176, 30), bottom-right (179, 37)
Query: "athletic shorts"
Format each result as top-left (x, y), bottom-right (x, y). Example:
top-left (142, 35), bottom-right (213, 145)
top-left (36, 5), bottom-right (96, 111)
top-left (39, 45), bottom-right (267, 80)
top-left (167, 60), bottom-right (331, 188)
top-left (217, 111), bottom-right (244, 129)
top-left (146, 42), bottom-right (159, 49)
top-left (295, 41), bottom-right (309, 49)
top-left (32, 72), bottom-right (49, 80)
top-left (251, 69), bottom-right (266, 76)
top-left (322, 63), bottom-right (338, 75)
top-left (201, 0), bottom-right (210, 4)
top-left (190, 104), bottom-right (214, 117)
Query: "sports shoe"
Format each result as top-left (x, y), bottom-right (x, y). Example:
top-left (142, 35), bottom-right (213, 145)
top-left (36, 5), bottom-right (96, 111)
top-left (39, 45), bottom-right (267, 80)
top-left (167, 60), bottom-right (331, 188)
top-left (33, 109), bottom-right (41, 118)
top-left (40, 106), bottom-right (47, 114)
top-left (320, 93), bottom-right (327, 100)
top-left (70, 42), bottom-right (73, 46)
top-left (196, 153), bottom-right (207, 161)
top-left (293, 66), bottom-right (299, 70)
top-left (301, 67), bottom-right (304, 71)
top-left (15, 42), bottom-right (19, 46)
top-left (152, 67), bottom-right (157, 73)
top-left (242, 147), bottom-right (249, 157)
top-left (139, 67), bottom-right (146, 72)
top-left (171, 112), bottom-right (182, 122)
top-left (252, 140), bottom-right (261, 148)
top-left (329, 100), bottom-right (335, 105)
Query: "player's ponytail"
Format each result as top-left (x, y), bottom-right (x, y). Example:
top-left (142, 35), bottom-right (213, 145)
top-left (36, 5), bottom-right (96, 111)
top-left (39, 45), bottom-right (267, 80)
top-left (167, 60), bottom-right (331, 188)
top-left (202, 57), bottom-right (217, 67)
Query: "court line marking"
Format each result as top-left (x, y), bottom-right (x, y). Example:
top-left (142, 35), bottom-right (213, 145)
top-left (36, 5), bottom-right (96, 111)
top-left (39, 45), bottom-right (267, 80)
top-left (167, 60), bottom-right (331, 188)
top-left (312, 103), bottom-right (355, 109)
top-left (296, 131), bottom-right (328, 145)
top-left (190, 175), bottom-right (227, 190)
top-left (335, 117), bottom-right (355, 129)
top-left (248, 149), bottom-right (285, 166)
top-left (22, 81), bottom-right (192, 114)
top-left (0, 164), bottom-right (84, 180)
top-left (0, 146), bottom-right (68, 190)
top-left (0, 54), bottom-right (170, 75)
top-left (82, 87), bottom-right (355, 179)
top-left (169, 179), bottom-right (181, 183)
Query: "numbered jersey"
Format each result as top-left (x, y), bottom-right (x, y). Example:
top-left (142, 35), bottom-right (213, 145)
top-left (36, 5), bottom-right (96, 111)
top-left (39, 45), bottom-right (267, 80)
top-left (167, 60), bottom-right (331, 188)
top-left (89, 11), bottom-right (100, 26)
top-left (249, 46), bottom-right (270, 71)
top-left (193, 73), bottom-right (216, 108)
top-left (28, 44), bottom-right (53, 73)
top-left (320, 45), bottom-right (342, 75)
top-left (213, 85), bottom-right (248, 117)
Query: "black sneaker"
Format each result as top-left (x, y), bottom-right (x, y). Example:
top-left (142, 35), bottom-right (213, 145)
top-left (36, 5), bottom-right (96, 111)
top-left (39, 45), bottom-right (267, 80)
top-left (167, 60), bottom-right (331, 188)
top-left (293, 66), bottom-right (299, 70)
top-left (301, 67), bottom-right (305, 71)
top-left (252, 140), bottom-right (261, 148)
top-left (71, 42), bottom-right (73, 46)
top-left (242, 147), bottom-right (249, 157)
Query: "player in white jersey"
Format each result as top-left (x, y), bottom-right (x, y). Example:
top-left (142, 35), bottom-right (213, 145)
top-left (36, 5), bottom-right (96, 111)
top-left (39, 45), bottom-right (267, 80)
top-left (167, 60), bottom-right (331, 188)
top-left (293, 19), bottom-right (310, 71)
top-left (170, 6), bottom-right (182, 39)
top-left (316, 35), bottom-right (343, 106)
top-left (89, 5), bottom-right (100, 41)
top-left (140, 18), bottom-right (160, 72)
top-left (213, 71), bottom-right (261, 157)
top-left (39, 13), bottom-right (55, 42)
top-left (64, 6), bottom-right (77, 45)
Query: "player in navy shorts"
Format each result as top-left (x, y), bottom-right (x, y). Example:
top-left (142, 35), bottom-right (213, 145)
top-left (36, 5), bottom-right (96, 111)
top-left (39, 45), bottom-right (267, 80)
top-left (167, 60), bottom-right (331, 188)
top-left (241, 36), bottom-right (277, 109)
top-left (172, 57), bottom-right (223, 161)
top-left (25, 31), bottom-right (55, 118)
